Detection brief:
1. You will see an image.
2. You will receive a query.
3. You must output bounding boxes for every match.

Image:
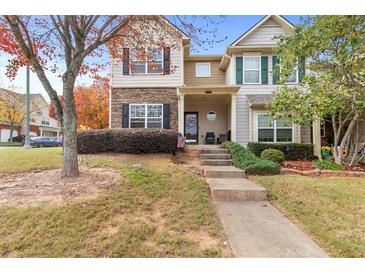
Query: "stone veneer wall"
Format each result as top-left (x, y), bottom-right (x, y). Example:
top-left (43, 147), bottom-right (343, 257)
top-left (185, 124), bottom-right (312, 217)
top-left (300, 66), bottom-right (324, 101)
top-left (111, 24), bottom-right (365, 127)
top-left (110, 88), bottom-right (178, 130)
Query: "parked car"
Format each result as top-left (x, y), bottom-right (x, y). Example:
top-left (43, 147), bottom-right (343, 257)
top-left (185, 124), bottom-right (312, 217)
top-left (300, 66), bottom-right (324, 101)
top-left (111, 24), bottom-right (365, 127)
top-left (30, 136), bottom-right (62, 148)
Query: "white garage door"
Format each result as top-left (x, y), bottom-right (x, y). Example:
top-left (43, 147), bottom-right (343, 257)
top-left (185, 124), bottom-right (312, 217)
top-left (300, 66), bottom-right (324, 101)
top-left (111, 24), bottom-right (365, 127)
top-left (0, 129), bottom-right (18, 142)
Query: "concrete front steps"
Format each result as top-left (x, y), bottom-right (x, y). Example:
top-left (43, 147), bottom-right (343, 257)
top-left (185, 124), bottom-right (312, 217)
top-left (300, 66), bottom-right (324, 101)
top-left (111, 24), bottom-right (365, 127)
top-left (207, 178), bottom-right (267, 201)
top-left (199, 146), bottom-right (267, 202)
top-left (203, 166), bottom-right (245, 178)
top-left (198, 145), bottom-right (328, 257)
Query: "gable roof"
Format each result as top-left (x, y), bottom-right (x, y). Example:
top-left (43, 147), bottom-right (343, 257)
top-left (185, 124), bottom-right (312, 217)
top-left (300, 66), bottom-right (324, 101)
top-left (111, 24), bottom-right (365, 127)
top-left (0, 88), bottom-right (48, 108)
top-left (229, 15), bottom-right (295, 47)
top-left (123, 16), bottom-right (190, 41)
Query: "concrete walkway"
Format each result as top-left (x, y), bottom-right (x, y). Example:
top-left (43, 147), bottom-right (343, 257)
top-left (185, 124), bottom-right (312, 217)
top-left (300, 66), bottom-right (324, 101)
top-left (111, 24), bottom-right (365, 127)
top-left (196, 145), bottom-right (328, 258)
top-left (216, 201), bottom-right (328, 257)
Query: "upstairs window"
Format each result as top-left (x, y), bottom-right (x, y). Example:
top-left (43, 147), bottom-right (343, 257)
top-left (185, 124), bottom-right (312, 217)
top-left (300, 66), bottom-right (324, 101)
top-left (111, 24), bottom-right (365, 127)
top-left (41, 118), bottom-right (50, 126)
top-left (243, 56), bottom-right (260, 84)
top-left (257, 114), bottom-right (293, 142)
top-left (130, 47), bottom-right (163, 74)
top-left (286, 68), bottom-right (298, 83)
top-left (195, 63), bottom-right (211, 77)
top-left (129, 104), bottom-right (163, 128)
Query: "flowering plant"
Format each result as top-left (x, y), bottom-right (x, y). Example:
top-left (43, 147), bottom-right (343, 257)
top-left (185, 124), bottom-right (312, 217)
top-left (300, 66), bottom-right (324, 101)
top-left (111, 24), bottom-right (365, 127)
top-left (321, 146), bottom-right (332, 152)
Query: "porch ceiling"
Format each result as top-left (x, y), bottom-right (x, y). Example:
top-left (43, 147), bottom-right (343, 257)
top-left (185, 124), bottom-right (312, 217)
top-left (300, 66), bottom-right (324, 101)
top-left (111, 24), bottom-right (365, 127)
top-left (179, 85), bottom-right (240, 95)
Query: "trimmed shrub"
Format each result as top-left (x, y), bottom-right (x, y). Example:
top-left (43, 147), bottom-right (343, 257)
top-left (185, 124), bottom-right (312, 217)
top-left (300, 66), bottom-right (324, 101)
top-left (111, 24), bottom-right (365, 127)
top-left (314, 160), bottom-right (342, 171)
top-left (248, 142), bottom-right (314, 160)
top-left (221, 141), bottom-right (280, 175)
top-left (11, 135), bottom-right (25, 142)
top-left (261, 149), bottom-right (285, 165)
top-left (77, 128), bottom-right (178, 154)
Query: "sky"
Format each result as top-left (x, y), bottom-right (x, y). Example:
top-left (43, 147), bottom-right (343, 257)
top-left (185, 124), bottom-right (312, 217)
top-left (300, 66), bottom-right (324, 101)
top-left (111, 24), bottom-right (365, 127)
top-left (0, 15), bottom-right (303, 102)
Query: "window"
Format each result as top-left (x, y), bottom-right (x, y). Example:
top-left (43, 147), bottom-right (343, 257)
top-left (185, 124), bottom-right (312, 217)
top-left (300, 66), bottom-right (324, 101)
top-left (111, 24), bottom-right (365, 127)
top-left (257, 114), bottom-right (293, 142)
top-left (278, 57), bottom-right (298, 83)
top-left (196, 63), bottom-right (211, 77)
top-left (41, 118), bottom-right (49, 126)
top-left (286, 68), bottom-right (298, 83)
top-left (243, 56), bottom-right (260, 84)
top-left (129, 104), bottom-right (163, 128)
top-left (130, 47), bottom-right (163, 74)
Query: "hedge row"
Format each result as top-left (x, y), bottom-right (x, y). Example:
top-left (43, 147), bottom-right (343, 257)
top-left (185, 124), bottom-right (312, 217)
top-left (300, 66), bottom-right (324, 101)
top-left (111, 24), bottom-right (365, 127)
top-left (221, 141), bottom-right (280, 175)
top-left (247, 142), bottom-right (314, 160)
top-left (77, 128), bottom-right (178, 154)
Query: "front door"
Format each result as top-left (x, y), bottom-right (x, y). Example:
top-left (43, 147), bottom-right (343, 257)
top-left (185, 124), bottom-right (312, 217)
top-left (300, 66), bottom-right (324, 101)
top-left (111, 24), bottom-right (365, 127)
top-left (184, 112), bottom-right (199, 144)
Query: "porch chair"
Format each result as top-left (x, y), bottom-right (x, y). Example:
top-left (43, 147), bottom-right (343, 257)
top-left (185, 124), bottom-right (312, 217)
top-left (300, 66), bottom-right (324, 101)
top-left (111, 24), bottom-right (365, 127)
top-left (206, 132), bottom-right (215, 144)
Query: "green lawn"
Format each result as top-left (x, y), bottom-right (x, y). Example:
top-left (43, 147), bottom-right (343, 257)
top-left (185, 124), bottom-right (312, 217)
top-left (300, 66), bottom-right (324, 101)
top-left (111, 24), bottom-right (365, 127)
top-left (0, 149), bottom-right (230, 257)
top-left (0, 147), bottom-right (62, 176)
top-left (0, 142), bottom-right (22, 147)
top-left (252, 175), bottom-right (365, 257)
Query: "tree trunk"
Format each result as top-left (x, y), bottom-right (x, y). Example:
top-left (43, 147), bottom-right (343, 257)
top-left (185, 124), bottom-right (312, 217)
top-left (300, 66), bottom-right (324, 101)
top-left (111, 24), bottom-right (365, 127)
top-left (336, 114), bottom-right (359, 165)
top-left (61, 74), bottom-right (79, 177)
top-left (349, 120), bottom-right (359, 166)
top-left (9, 123), bottom-right (14, 142)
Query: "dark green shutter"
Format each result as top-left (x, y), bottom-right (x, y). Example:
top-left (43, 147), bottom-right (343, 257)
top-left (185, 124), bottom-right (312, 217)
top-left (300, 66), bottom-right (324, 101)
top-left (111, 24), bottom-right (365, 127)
top-left (163, 104), bottom-right (170, 129)
top-left (163, 47), bottom-right (171, 75)
top-left (261, 56), bottom-right (268, 84)
top-left (122, 48), bottom-right (130, 75)
top-left (298, 56), bottom-right (305, 83)
top-left (236, 56), bottom-right (243, 85)
top-left (122, 104), bottom-right (129, 128)
top-left (272, 56), bottom-right (280, 84)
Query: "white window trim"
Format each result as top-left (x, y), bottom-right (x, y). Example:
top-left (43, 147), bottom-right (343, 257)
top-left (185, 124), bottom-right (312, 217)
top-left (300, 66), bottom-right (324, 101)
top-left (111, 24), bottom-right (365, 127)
top-left (243, 56), bottom-right (261, 84)
top-left (278, 57), bottom-right (299, 84)
top-left (195, 62), bottom-right (211, 78)
top-left (255, 112), bottom-right (294, 143)
top-left (129, 47), bottom-right (164, 75)
top-left (128, 104), bottom-right (163, 129)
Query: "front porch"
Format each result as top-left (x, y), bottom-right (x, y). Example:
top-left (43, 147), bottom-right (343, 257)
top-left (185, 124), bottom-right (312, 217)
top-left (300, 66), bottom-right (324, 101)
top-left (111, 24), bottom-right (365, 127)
top-left (177, 85), bottom-right (240, 145)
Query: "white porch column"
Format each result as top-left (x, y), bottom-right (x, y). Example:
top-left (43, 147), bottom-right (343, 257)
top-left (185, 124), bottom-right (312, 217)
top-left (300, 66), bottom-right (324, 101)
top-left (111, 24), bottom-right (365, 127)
top-left (231, 94), bottom-right (237, 142)
top-left (312, 119), bottom-right (321, 157)
top-left (178, 94), bottom-right (184, 134)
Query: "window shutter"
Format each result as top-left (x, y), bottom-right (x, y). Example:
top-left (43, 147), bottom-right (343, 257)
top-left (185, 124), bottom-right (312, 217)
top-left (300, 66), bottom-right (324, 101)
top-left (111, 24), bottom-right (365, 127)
top-left (236, 56), bottom-right (243, 84)
top-left (163, 104), bottom-right (170, 129)
top-left (272, 56), bottom-right (280, 84)
top-left (298, 56), bottom-right (306, 83)
top-left (163, 47), bottom-right (171, 75)
top-left (261, 56), bottom-right (268, 84)
top-left (122, 104), bottom-right (129, 128)
top-left (123, 48), bottom-right (130, 75)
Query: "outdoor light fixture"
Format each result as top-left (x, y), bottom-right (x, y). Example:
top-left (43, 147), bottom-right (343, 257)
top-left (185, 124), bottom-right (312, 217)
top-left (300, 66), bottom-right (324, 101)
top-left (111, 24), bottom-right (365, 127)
top-left (205, 90), bottom-right (212, 94)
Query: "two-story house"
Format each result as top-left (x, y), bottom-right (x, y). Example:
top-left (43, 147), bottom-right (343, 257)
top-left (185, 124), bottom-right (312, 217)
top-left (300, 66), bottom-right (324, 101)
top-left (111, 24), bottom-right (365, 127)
top-left (109, 15), bottom-right (321, 154)
top-left (0, 88), bottom-right (61, 142)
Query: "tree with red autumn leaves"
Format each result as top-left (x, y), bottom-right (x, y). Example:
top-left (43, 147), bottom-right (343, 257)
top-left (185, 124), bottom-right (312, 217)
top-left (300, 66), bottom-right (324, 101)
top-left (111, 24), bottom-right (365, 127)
top-left (0, 15), bottom-right (226, 177)
top-left (49, 78), bottom-right (109, 129)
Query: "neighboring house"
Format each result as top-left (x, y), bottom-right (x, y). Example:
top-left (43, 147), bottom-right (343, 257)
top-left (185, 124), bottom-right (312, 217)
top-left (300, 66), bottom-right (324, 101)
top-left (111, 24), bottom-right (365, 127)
top-left (108, 15), bottom-right (363, 156)
top-left (0, 88), bottom-right (61, 142)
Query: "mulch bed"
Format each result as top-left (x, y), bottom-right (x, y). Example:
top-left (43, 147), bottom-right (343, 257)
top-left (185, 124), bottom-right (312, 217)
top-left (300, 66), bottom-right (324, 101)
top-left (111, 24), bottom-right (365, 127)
top-left (281, 160), bottom-right (365, 177)
top-left (283, 160), bottom-right (314, 171)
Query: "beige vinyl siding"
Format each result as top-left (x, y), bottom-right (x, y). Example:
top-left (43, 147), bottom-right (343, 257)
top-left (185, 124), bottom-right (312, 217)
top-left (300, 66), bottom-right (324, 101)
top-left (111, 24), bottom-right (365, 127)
top-left (110, 19), bottom-right (184, 88)
top-left (225, 61), bottom-right (233, 85)
top-left (184, 60), bottom-right (225, 86)
top-left (111, 43), bottom-right (183, 88)
top-left (238, 19), bottom-right (287, 46)
top-left (236, 94), bottom-right (250, 146)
